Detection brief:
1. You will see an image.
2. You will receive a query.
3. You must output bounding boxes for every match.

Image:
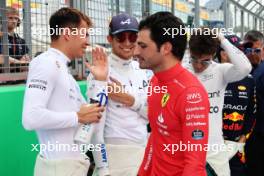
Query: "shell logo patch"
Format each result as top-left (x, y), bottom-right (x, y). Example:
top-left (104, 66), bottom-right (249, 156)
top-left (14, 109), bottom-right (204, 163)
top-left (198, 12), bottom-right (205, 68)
top-left (161, 93), bottom-right (170, 107)
top-left (238, 85), bottom-right (246, 91)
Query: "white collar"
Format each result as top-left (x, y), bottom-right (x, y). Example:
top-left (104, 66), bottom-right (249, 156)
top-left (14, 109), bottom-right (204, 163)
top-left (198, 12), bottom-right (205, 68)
top-left (109, 53), bottom-right (132, 69)
top-left (49, 48), bottom-right (71, 65)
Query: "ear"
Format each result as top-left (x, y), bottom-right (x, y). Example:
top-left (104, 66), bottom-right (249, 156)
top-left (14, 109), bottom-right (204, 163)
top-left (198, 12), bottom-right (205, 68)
top-left (63, 27), bottom-right (71, 41)
top-left (160, 42), bottom-right (172, 56)
top-left (107, 35), bottom-right (113, 44)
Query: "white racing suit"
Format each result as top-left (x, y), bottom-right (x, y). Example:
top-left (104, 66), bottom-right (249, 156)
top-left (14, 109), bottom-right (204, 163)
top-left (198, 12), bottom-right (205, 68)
top-left (183, 39), bottom-right (252, 176)
top-left (22, 48), bottom-right (90, 176)
top-left (87, 53), bottom-right (151, 176)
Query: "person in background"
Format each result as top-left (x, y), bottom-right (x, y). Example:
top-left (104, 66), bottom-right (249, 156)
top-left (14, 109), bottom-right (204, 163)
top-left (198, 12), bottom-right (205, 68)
top-left (243, 30), bottom-right (264, 73)
top-left (244, 30), bottom-right (264, 176)
top-left (183, 28), bottom-right (252, 176)
top-left (217, 34), bottom-right (256, 176)
top-left (0, 7), bottom-right (29, 63)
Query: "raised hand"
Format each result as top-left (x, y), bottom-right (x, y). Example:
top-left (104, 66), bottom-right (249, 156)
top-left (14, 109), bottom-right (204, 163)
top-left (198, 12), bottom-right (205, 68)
top-left (85, 47), bottom-right (108, 81)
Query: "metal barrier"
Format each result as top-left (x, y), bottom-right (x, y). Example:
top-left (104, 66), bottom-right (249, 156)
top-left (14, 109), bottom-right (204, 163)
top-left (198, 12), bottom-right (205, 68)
top-left (0, 0), bottom-right (69, 82)
top-left (0, 0), bottom-right (264, 84)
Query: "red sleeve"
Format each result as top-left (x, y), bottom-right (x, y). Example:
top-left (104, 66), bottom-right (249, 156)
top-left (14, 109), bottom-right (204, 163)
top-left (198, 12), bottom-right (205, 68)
top-left (177, 86), bottom-right (209, 176)
top-left (138, 133), bottom-right (153, 176)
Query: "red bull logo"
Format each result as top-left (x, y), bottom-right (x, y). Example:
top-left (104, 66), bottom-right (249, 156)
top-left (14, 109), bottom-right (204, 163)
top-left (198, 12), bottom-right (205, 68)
top-left (223, 112), bottom-right (244, 122)
top-left (223, 112), bottom-right (244, 131)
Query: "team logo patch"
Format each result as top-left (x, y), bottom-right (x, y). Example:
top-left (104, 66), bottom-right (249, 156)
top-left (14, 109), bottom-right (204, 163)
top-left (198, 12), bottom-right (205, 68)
top-left (223, 112), bottom-right (244, 122)
top-left (186, 93), bottom-right (202, 104)
top-left (192, 129), bottom-right (204, 140)
top-left (161, 93), bottom-right (170, 107)
top-left (238, 85), bottom-right (246, 91)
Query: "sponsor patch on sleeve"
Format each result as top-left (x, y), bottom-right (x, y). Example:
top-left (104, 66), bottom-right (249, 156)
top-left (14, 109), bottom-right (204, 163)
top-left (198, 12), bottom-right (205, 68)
top-left (191, 129), bottom-right (204, 140)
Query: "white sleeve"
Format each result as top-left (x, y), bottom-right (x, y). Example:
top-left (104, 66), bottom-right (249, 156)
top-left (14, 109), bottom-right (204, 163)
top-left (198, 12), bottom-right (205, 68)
top-left (220, 39), bottom-right (252, 83)
top-left (86, 73), bottom-right (108, 139)
top-left (22, 59), bottom-right (78, 131)
top-left (87, 72), bottom-right (110, 174)
top-left (130, 91), bottom-right (148, 121)
top-left (129, 70), bottom-right (149, 122)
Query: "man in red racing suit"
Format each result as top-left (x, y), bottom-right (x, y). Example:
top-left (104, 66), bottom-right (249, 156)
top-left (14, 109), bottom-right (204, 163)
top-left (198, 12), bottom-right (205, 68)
top-left (135, 12), bottom-right (210, 176)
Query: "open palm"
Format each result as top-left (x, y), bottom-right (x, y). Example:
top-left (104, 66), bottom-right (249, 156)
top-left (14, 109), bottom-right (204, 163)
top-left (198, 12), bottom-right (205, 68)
top-left (85, 47), bottom-right (108, 81)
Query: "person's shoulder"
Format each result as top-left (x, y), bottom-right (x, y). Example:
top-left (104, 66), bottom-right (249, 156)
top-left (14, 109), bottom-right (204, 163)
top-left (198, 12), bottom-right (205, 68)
top-left (253, 62), bottom-right (264, 78)
top-left (29, 50), bottom-right (59, 70)
top-left (13, 33), bottom-right (25, 41)
top-left (177, 66), bottom-right (203, 88)
top-left (257, 61), bottom-right (264, 72)
top-left (228, 74), bottom-right (255, 89)
top-left (243, 74), bottom-right (254, 81)
top-left (175, 70), bottom-right (208, 102)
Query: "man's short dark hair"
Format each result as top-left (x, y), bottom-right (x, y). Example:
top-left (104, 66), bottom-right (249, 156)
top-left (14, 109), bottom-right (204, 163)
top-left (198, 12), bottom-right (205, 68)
top-left (138, 11), bottom-right (187, 60)
top-left (244, 30), bottom-right (264, 44)
top-left (49, 7), bottom-right (92, 41)
top-left (189, 28), bottom-right (220, 57)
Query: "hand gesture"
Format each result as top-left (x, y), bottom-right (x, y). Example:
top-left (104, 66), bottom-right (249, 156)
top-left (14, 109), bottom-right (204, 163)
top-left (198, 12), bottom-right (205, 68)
top-left (85, 47), bottom-right (108, 81)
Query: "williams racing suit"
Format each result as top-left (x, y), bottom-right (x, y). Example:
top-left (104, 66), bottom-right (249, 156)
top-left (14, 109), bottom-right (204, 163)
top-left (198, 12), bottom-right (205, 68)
top-left (22, 48), bottom-right (90, 176)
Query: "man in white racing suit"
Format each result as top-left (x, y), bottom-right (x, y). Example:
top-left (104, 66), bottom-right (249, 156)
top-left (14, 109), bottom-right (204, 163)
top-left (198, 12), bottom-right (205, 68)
top-left (86, 13), bottom-right (150, 176)
top-left (22, 8), bottom-right (105, 176)
top-left (183, 29), bottom-right (252, 176)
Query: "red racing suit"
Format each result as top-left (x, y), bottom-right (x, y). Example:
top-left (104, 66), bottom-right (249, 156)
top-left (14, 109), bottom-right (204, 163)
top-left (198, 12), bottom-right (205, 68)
top-left (138, 64), bottom-right (209, 176)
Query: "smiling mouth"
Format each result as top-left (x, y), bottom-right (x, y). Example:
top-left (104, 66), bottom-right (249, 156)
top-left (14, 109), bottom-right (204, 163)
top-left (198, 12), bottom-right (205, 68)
top-left (120, 47), bottom-right (134, 52)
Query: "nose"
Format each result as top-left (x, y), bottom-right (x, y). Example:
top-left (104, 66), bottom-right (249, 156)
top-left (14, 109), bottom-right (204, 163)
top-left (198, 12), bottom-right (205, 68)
top-left (123, 38), bottom-right (132, 46)
top-left (193, 62), bottom-right (204, 71)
